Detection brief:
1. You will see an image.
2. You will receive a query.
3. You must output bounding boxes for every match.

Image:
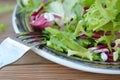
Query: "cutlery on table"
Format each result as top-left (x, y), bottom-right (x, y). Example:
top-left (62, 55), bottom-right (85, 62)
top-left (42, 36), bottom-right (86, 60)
top-left (0, 32), bottom-right (44, 68)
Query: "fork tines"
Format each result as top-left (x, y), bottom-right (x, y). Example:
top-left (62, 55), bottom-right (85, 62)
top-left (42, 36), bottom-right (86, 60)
top-left (10, 32), bottom-right (44, 48)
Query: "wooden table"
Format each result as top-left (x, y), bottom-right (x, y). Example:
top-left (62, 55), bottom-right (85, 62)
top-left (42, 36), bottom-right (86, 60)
top-left (0, 0), bottom-right (120, 80)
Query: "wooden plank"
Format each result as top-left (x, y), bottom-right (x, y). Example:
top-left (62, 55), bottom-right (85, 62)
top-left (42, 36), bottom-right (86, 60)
top-left (13, 50), bottom-right (52, 64)
top-left (0, 0), bottom-right (52, 65)
top-left (0, 64), bottom-right (120, 80)
top-left (0, 1), bottom-right (16, 42)
top-left (0, 1), bottom-right (120, 80)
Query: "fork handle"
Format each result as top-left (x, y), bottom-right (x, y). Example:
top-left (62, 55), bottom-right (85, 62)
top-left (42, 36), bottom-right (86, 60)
top-left (0, 38), bottom-right (31, 68)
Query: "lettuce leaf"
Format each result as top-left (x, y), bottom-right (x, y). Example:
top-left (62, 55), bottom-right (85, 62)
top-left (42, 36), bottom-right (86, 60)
top-left (114, 39), bottom-right (120, 61)
top-left (81, 0), bottom-right (120, 51)
top-left (68, 50), bottom-right (93, 61)
top-left (84, 0), bottom-right (120, 31)
top-left (63, 0), bottom-right (79, 23)
top-left (45, 27), bottom-right (94, 61)
top-left (80, 0), bottom-right (95, 7)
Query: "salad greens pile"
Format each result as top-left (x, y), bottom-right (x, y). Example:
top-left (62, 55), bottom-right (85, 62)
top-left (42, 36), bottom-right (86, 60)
top-left (18, 0), bottom-right (120, 62)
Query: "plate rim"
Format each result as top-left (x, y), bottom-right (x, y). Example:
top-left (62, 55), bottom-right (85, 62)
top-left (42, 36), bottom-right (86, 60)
top-left (12, 5), bottom-right (120, 74)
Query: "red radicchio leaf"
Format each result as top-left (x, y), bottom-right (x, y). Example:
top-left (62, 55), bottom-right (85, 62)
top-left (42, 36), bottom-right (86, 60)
top-left (30, 7), bottom-right (54, 29)
top-left (83, 6), bottom-right (89, 14)
top-left (53, 14), bottom-right (62, 19)
top-left (89, 43), bottom-right (115, 62)
top-left (30, 7), bottom-right (44, 22)
top-left (30, 6), bottom-right (63, 30)
top-left (30, 15), bottom-right (54, 29)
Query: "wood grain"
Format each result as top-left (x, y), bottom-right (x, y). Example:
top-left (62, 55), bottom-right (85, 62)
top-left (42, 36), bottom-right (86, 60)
top-left (0, 64), bottom-right (120, 80)
top-left (0, 0), bottom-right (120, 80)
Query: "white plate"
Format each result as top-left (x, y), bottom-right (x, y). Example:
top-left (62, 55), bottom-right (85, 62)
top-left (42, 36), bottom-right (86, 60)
top-left (12, 5), bottom-right (120, 74)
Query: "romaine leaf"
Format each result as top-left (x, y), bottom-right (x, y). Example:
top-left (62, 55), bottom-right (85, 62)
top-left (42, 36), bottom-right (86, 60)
top-left (72, 2), bottom-right (84, 22)
top-left (68, 50), bottom-right (93, 61)
top-left (45, 27), bottom-right (94, 61)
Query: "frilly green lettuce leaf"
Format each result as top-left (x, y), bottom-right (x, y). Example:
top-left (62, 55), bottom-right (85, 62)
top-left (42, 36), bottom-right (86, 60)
top-left (80, 0), bottom-right (95, 7)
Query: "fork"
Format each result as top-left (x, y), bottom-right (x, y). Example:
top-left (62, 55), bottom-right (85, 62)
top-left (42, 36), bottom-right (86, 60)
top-left (0, 32), bottom-right (44, 68)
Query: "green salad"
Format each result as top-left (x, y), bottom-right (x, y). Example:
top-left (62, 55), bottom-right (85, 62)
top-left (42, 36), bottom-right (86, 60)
top-left (18, 0), bottom-right (120, 62)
